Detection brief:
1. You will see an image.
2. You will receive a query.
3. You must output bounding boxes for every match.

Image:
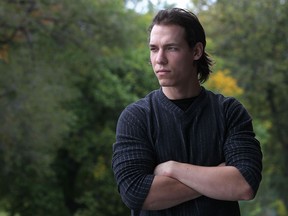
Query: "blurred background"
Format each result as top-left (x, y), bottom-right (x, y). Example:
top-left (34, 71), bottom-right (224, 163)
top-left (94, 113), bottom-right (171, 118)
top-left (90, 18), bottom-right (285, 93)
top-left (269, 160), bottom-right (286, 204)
top-left (0, 0), bottom-right (287, 215)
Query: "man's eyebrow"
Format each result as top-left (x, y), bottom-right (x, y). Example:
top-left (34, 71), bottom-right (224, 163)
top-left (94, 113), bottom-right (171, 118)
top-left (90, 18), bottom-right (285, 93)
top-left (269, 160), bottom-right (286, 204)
top-left (149, 43), bottom-right (179, 47)
top-left (165, 43), bottom-right (179, 47)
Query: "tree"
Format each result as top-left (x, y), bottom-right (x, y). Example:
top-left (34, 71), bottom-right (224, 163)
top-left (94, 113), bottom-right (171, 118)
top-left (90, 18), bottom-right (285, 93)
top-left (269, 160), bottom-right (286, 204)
top-left (0, 0), bottom-right (157, 215)
top-left (0, 13), bottom-right (75, 216)
top-left (205, 69), bottom-right (243, 96)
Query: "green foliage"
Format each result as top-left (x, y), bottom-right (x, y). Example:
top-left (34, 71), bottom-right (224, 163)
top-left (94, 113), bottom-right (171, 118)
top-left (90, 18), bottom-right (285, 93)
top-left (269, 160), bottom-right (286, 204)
top-left (0, 0), bottom-right (156, 215)
top-left (0, 45), bottom-right (75, 215)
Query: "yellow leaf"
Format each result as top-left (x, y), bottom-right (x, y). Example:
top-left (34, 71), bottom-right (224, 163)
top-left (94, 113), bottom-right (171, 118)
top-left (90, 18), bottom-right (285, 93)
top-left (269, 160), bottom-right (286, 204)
top-left (206, 70), bottom-right (243, 96)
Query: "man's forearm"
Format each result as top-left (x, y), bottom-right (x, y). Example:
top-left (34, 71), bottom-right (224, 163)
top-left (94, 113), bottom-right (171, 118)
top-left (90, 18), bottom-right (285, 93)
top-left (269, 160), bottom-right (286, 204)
top-left (142, 175), bottom-right (201, 210)
top-left (156, 161), bottom-right (254, 201)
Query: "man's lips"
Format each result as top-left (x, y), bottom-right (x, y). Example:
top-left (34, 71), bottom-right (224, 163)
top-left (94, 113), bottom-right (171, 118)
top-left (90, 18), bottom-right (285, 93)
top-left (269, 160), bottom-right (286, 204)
top-left (156, 70), bottom-right (170, 75)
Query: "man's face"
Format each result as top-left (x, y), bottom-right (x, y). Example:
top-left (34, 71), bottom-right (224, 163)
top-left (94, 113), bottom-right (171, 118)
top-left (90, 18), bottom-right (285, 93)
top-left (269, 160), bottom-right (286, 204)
top-left (149, 24), bottom-right (198, 89)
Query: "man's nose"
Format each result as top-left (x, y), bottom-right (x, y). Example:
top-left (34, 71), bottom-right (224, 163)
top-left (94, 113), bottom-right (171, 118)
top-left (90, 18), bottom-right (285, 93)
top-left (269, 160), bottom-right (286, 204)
top-left (156, 50), bottom-right (168, 64)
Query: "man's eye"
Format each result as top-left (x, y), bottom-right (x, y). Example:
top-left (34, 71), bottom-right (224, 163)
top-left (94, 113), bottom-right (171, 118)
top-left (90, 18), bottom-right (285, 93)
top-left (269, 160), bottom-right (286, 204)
top-left (168, 46), bottom-right (177, 51)
top-left (150, 47), bottom-right (158, 52)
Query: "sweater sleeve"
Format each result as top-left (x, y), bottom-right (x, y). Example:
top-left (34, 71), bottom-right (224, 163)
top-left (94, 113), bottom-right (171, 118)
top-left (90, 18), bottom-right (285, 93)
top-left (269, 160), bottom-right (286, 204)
top-left (223, 98), bottom-right (263, 195)
top-left (112, 105), bottom-right (155, 210)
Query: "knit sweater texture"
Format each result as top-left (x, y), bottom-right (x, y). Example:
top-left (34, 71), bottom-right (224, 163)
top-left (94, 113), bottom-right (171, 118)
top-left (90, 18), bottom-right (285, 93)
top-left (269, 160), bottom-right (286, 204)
top-left (112, 87), bottom-right (262, 216)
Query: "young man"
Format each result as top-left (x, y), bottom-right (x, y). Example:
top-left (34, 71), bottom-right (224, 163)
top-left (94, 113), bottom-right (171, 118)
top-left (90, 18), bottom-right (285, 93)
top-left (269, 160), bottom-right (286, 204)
top-left (112, 8), bottom-right (262, 216)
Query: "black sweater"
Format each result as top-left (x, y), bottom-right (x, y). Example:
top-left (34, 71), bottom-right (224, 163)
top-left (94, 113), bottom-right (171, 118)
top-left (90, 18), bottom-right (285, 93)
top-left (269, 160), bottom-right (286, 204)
top-left (112, 87), bottom-right (262, 216)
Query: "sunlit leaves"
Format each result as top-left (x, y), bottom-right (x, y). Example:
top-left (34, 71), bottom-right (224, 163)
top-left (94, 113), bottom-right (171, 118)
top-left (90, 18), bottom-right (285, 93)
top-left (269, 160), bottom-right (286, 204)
top-left (205, 69), bottom-right (243, 96)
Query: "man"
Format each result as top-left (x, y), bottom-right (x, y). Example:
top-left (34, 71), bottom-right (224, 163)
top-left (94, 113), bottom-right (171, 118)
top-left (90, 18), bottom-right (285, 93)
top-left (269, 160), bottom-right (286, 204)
top-left (112, 8), bottom-right (262, 216)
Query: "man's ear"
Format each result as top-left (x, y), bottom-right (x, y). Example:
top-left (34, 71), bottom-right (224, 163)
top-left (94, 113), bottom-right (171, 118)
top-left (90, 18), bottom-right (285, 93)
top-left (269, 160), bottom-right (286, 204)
top-left (193, 42), bottom-right (203, 60)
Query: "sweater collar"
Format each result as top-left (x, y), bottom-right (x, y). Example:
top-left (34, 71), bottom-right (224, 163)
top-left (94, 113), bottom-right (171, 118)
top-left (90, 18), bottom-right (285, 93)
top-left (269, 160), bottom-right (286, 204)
top-left (156, 86), bottom-right (208, 115)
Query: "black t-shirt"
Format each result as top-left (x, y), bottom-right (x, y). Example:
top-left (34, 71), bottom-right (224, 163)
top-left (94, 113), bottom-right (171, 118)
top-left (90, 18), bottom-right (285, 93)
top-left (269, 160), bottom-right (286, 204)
top-left (170, 97), bottom-right (197, 111)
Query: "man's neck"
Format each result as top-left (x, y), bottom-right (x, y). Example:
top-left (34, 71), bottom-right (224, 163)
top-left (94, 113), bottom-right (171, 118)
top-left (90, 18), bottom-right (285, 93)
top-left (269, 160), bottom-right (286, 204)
top-left (162, 84), bottom-right (201, 100)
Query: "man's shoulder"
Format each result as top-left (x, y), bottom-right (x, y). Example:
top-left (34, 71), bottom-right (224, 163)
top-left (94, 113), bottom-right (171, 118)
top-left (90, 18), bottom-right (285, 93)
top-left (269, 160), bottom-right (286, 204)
top-left (128, 89), bottom-right (160, 110)
top-left (205, 88), bottom-right (240, 107)
top-left (204, 88), bottom-right (249, 120)
top-left (120, 89), bottom-right (160, 118)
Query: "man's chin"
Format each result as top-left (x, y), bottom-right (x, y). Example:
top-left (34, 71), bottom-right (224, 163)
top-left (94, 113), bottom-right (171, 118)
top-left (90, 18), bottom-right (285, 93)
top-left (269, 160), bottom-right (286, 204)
top-left (158, 80), bottom-right (173, 87)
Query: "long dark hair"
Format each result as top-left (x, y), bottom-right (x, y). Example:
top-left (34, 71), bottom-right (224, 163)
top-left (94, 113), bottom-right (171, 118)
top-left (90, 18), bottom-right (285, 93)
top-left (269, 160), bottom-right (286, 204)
top-left (148, 8), bottom-right (213, 83)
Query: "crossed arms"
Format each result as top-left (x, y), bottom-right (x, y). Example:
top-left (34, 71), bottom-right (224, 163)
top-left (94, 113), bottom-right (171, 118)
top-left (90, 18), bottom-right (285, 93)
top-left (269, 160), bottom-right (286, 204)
top-left (112, 97), bottom-right (262, 211)
top-left (142, 161), bottom-right (254, 210)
